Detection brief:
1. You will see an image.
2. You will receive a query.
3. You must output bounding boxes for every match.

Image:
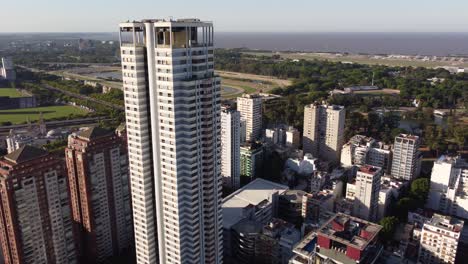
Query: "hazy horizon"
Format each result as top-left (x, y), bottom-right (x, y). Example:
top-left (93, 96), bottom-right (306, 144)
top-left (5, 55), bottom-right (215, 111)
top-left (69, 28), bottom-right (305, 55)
top-left (1, 0), bottom-right (468, 32)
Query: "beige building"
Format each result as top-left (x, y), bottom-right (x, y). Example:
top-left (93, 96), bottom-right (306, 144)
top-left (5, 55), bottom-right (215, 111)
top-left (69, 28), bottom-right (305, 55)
top-left (237, 94), bottom-right (262, 142)
top-left (354, 165), bottom-right (382, 222)
top-left (418, 214), bottom-right (463, 264)
top-left (303, 103), bottom-right (345, 163)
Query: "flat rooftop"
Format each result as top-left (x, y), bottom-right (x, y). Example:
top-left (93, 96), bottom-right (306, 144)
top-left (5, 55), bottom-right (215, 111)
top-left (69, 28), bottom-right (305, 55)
top-left (358, 165), bottom-right (381, 175)
top-left (318, 213), bottom-right (382, 250)
top-left (222, 178), bottom-right (288, 229)
top-left (396, 134), bottom-right (419, 140)
top-left (119, 18), bottom-right (212, 28)
top-left (426, 214), bottom-right (464, 233)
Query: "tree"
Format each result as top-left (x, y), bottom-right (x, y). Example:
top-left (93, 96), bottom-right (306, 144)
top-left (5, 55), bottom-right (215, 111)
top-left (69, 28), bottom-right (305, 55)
top-left (396, 197), bottom-right (418, 221)
top-left (379, 216), bottom-right (399, 242)
top-left (410, 178), bottom-right (430, 205)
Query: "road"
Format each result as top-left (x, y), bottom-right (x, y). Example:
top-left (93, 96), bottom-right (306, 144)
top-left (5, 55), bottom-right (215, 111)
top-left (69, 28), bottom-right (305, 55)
top-left (0, 117), bottom-right (112, 134)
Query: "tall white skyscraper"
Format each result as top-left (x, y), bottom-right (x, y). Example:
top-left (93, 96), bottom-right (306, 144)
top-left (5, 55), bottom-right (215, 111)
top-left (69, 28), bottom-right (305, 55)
top-left (119, 19), bottom-right (222, 264)
top-left (303, 103), bottom-right (345, 163)
top-left (354, 165), bottom-right (382, 222)
top-left (221, 106), bottom-right (241, 190)
top-left (391, 134), bottom-right (421, 181)
top-left (237, 94), bottom-right (262, 142)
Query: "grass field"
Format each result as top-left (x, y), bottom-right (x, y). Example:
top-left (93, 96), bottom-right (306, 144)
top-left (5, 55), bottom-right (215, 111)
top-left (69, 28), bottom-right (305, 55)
top-left (0, 105), bottom-right (89, 124)
top-left (0, 88), bottom-right (24, 98)
top-left (217, 70), bottom-right (292, 98)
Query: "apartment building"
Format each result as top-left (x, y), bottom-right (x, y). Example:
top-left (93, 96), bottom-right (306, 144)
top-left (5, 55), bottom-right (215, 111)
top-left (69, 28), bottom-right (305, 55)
top-left (119, 18), bottom-right (222, 264)
top-left (341, 135), bottom-right (392, 173)
top-left (65, 127), bottom-right (132, 263)
top-left (240, 142), bottom-right (264, 179)
top-left (354, 165), bottom-right (382, 222)
top-left (237, 94), bottom-right (262, 142)
top-left (391, 134), bottom-right (422, 180)
top-left (303, 103), bottom-right (345, 163)
top-left (0, 146), bottom-right (77, 264)
top-left (418, 214), bottom-right (463, 264)
top-left (427, 156), bottom-right (468, 220)
top-left (221, 106), bottom-right (241, 190)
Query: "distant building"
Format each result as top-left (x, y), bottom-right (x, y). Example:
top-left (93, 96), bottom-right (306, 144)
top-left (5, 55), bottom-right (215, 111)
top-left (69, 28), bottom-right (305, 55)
top-left (391, 134), bottom-right (422, 181)
top-left (309, 171), bottom-right (327, 193)
top-left (354, 165), bottom-right (382, 222)
top-left (5, 133), bottom-right (34, 153)
top-left (0, 146), bottom-right (78, 264)
top-left (0, 57), bottom-right (16, 81)
top-left (289, 213), bottom-right (383, 264)
top-left (341, 135), bottom-right (392, 173)
top-left (418, 214), bottom-right (463, 264)
top-left (5, 116), bottom-right (50, 153)
top-left (240, 142), bottom-right (264, 179)
top-left (221, 106), bottom-right (241, 190)
top-left (285, 127), bottom-right (300, 148)
top-left (284, 153), bottom-right (318, 176)
top-left (237, 94), bottom-right (263, 142)
top-left (65, 127), bottom-right (132, 263)
top-left (426, 156), bottom-right (468, 220)
top-left (303, 103), bottom-right (345, 163)
top-left (222, 178), bottom-right (289, 261)
top-left (265, 125), bottom-right (300, 149)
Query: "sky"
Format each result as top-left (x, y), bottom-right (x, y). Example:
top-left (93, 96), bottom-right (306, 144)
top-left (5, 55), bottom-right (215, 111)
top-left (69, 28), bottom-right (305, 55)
top-left (1, 0), bottom-right (468, 33)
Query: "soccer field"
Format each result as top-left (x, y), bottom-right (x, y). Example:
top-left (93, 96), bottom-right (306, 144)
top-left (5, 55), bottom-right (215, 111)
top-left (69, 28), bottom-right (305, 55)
top-left (0, 88), bottom-right (24, 98)
top-left (0, 105), bottom-right (89, 124)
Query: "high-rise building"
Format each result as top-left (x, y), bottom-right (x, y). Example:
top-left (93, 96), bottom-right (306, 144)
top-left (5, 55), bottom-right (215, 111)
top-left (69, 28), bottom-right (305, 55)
top-left (353, 165), bottom-right (382, 222)
top-left (0, 146), bottom-right (78, 264)
top-left (303, 103), bottom-right (345, 163)
top-left (65, 127), bottom-right (132, 262)
top-left (221, 106), bottom-right (241, 190)
top-left (119, 19), bottom-right (222, 264)
top-left (391, 134), bottom-right (421, 180)
top-left (240, 142), bottom-right (263, 179)
top-left (237, 94), bottom-right (262, 142)
top-left (427, 156), bottom-right (468, 220)
top-left (418, 214), bottom-right (463, 264)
